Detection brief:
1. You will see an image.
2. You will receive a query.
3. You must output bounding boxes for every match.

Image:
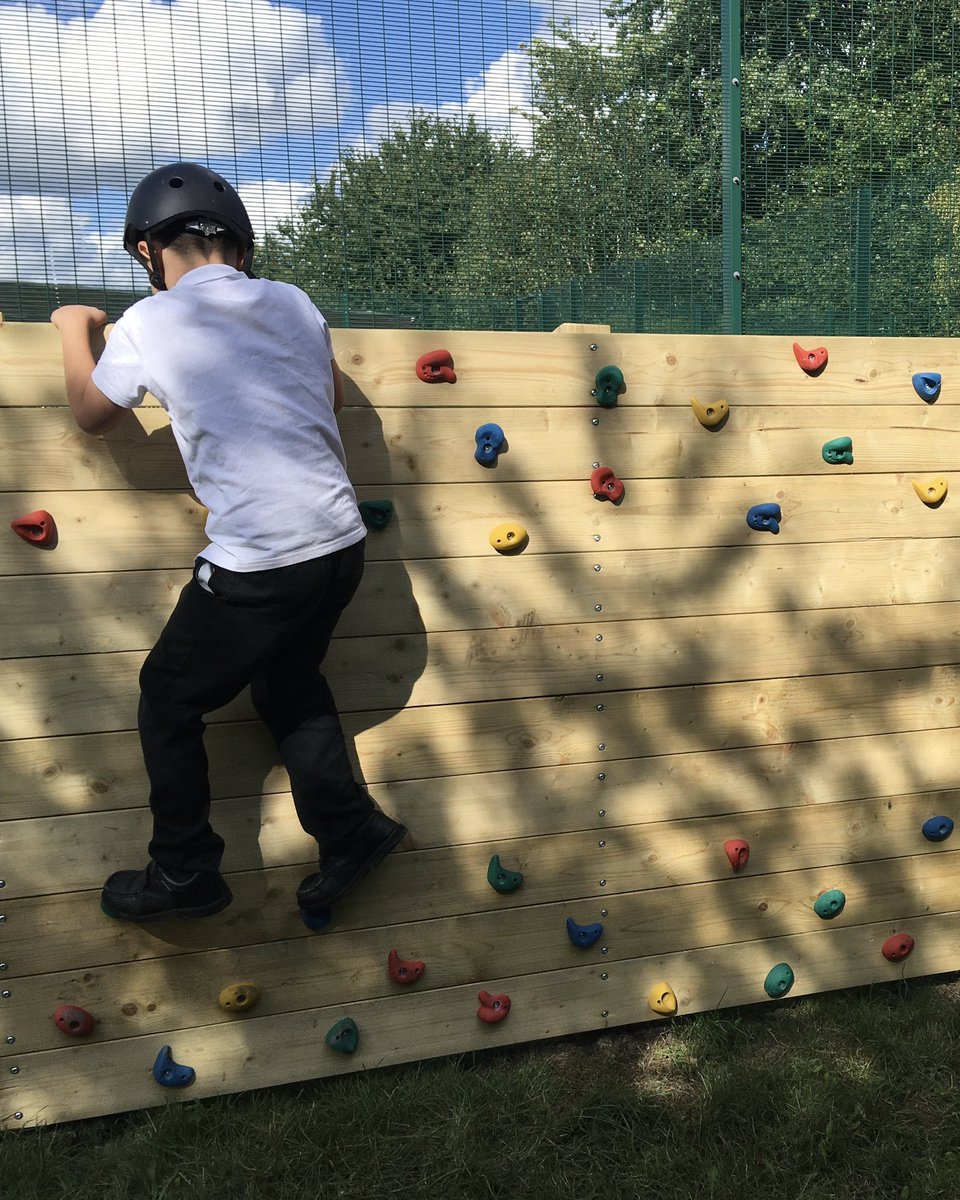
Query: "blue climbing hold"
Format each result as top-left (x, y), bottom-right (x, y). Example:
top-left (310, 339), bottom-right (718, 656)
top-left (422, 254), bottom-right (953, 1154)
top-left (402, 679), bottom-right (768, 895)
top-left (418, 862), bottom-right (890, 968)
top-left (566, 917), bottom-right (603, 948)
top-left (746, 503), bottom-right (782, 534)
top-left (913, 372), bottom-right (942, 402)
top-left (474, 423), bottom-right (506, 466)
top-left (300, 906), bottom-right (333, 932)
top-left (153, 1045), bottom-right (196, 1088)
top-left (922, 815), bottom-right (954, 842)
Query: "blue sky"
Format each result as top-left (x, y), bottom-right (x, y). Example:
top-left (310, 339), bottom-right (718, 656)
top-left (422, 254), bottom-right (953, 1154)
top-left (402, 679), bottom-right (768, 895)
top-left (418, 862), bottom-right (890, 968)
top-left (0, 0), bottom-right (607, 285)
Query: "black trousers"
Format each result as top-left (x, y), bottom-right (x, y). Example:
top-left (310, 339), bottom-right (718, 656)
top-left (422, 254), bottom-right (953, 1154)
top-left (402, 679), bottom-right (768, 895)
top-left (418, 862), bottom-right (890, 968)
top-left (138, 538), bottom-right (374, 874)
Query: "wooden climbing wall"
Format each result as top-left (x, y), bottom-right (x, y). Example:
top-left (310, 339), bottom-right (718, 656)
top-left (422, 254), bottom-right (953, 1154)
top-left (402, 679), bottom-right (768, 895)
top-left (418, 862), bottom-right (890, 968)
top-left (3, 321), bottom-right (960, 1126)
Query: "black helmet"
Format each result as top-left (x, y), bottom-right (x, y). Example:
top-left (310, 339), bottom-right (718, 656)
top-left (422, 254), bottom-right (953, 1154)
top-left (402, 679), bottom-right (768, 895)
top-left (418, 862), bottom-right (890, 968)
top-left (123, 162), bottom-right (255, 288)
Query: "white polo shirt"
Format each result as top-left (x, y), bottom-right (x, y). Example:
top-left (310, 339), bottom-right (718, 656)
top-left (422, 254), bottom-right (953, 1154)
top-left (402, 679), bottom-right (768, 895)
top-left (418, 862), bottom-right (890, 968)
top-left (92, 264), bottom-right (366, 571)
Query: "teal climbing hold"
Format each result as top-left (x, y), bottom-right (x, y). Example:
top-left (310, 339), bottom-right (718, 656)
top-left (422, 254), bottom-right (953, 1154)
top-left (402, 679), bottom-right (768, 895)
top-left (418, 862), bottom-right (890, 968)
top-left (913, 372), bottom-right (942, 402)
top-left (814, 888), bottom-right (846, 920)
top-left (822, 436), bottom-right (853, 465)
top-left (358, 500), bottom-right (394, 530)
top-left (763, 962), bottom-right (795, 998)
top-left (487, 854), bottom-right (523, 893)
top-left (593, 366), bottom-right (625, 408)
top-left (325, 1017), bottom-right (360, 1054)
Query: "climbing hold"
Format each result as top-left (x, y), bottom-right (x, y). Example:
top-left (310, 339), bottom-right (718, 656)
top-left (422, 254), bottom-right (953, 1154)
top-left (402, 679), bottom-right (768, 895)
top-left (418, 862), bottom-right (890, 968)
top-left (691, 396), bottom-right (729, 428)
top-left (488, 522), bottom-right (528, 554)
top-left (882, 933), bottom-right (914, 962)
top-left (813, 888), bottom-right (846, 920)
top-left (299, 906), bottom-right (333, 932)
top-left (11, 509), bottom-right (56, 546)
top-left (648, 982), bottom-right (678, 1016)
top-left (52, 1004), bottom-right (95, 1038)
top-left (415, 349), bottom-right (456, 384)
top-left (763, 963), bottom-right (795, 998)
top-left (593, 365), bottom-right (624, 408)
top-left (477, 990), bottom-right (511, 1024)
top-left (724, 839), bottom-right (750, 873)
top-left (218, 983), bottom-right (261, 1013)
top-left (487, 854), bottom-right (523, 893)
top-left (387, 948), bottom-right (425, 987)
top-left (912, 477), bottom-right (948, 506)
top-left (793, 343), bottom-right (828, 374)
top-left (822, 436), bottom-right (854, 466)
top-left (922, 815), bottom-right (954, 842)
top-left (358, 499), bottom-right (394, 530)
top-left (152, 1045), bottom-right (196, 1088)
top-left (913, 372), bottom-right (942, 402)
top-left (566, 916), bottom-right (603, 948)
top-left (591, 465), bottom-right (625, 503)
top-left (746, 503), bottom-right (781, 533)
top-left (325, 1017), bottom-right (360, 1054)
top-left (474, 423), bottom-right (506, 466)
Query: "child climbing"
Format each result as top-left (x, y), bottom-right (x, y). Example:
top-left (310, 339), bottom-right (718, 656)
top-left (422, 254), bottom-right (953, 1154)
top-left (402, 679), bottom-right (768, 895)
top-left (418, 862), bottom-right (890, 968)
top-left (50, 161), bottom-right (407, 923)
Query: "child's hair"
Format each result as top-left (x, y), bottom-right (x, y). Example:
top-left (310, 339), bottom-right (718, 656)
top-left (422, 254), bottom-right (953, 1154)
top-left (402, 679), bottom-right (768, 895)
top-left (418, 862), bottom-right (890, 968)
top-left (155, 221), bottom-right (241, 262)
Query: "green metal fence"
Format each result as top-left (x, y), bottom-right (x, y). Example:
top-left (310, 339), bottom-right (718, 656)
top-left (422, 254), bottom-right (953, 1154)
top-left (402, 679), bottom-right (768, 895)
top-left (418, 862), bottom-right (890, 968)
top-left (2, 1), bottom-right (959, 335)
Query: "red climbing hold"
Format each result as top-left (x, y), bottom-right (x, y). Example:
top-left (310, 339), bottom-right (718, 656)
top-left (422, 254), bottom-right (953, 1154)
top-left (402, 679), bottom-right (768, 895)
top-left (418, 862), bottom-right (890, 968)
top-left (793, 342), bottom-right (828, 374)
top-left (388, 948), bottom-right (425, 986)
top-left (477, 990), bottom-right (511, 1024)
top-left (724, 839), bottom-right (750, 873)
top-left (882, 933), bottom-right (915, 962)
top-left (415, 349), bottom-right (457, 384)
top-left (53, 1004), bottom-right (95, 1038)
top-left (11, 509), bottom-right (56, 546)
top-left (591, 466), bottom-right (625, 503)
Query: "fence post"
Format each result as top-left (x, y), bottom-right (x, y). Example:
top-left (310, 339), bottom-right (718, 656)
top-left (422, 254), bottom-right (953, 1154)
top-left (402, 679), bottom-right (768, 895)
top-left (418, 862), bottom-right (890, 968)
top-left (854, 185), bottom-right (872, 335)
top-left (721, 0), bottom-right (743, 334)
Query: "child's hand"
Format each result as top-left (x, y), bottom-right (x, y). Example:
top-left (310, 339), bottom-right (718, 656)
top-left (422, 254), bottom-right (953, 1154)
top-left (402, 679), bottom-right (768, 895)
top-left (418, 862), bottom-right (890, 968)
top-left (50, 305), bottom-right (109, 331)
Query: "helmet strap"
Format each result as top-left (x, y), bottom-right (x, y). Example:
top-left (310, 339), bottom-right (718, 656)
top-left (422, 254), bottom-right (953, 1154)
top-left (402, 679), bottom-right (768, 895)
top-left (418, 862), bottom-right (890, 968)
top-left (144, 230), bottom-right (166, 292)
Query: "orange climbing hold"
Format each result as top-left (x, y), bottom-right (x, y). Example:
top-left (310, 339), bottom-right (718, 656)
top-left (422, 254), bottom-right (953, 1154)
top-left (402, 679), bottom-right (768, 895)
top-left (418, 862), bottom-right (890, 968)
top-left (388, 948), bottom-right (425, 986)
top-left (11, 509), bottom-right (56, 546)
top-left (477, 990), bottom-right (511, 1024)
top-left (793, 342), bottom-right (828, 374)
top-left (415, 349), bottom-right (457, 384)
top-left (591, 466), bottom-right (625, 503)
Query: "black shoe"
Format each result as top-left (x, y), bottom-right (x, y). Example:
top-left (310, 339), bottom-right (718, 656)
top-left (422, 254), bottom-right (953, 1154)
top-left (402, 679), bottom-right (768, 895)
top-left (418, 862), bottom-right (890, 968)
top-left (297, 810), bottom-right (407, 913)
top-left (100, 860), bottom-right (233, 923)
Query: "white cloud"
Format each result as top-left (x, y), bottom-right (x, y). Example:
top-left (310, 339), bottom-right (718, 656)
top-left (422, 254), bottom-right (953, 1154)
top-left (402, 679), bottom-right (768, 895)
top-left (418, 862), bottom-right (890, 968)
top-left (0, 0), bottom-right (349, 196)
top-left (237, 179), bottom-right (315, 238)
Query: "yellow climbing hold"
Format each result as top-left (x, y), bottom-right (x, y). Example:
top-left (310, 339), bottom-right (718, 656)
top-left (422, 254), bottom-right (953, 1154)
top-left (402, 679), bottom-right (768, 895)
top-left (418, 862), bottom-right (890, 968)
top-left (912, 477), bottom-right (948, 505)
top-left (488, 522), bottom-right (529, 553)
top-left (218, 983), bottom-right (261, 1013)
top-left (691, 395), bottom-right (729, 428)
top-left (648, 981), bottom-right (678, 1015)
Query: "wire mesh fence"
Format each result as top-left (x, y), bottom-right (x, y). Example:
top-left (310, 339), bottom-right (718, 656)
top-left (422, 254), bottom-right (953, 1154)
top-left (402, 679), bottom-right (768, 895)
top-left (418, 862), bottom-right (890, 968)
top-left (1, 0), bottom-right (959, 335)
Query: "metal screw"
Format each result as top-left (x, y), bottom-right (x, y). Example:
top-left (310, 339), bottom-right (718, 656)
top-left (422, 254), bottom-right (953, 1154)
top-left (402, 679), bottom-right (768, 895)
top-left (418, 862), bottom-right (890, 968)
top-left (596, 673), bottom-right (604, 681)
top-left (733, 271), bottom-right (742, 280)
top-left (593, 534), bottom-right (601, 542)
top-left (10, 1066), bottom-right (19, 1074)
top-left (596, 703), bottom-right (604, 711)
top-left (14, 1112), bottom-right (22, 1121)
top-left (595, 604), bottom-right (603, 612)
top-left (598, 840), bottom-right (606, 848)
top-left (601, 909), bottom-right (608, 917)
top-left (601, 947), bottom-right (609, 955)
top-left (0, 881), bottom-right (5, 888)
top-left (598, 743), bottom-right (606, 751)
top-left (596, 635), bottom-right (603, 642)
top-left (601, 972), bottom-right (609, 980)
top-left (590, 343), bottom-right (598, 352)
top-left (590, 388), bottom-right (597, 397)
top-left (0, 915), bottom-right (5, 923)
top-left (592, 417), bottom-right (600, 426)
top-left (1, 992), bottom-right (10, 999)
top-left (592, 461), bottom-right (600, 469)
top-left (732, 77), bottom-right (740, 86)
top-left (594, 564), bottom-right (602, 572)
top-left (0, 964), bottom-right (7, 972)
top-left (599, 810), bottom-right (606, 818)
top-left (733, 176), bottom-right (741, 185)
top-left (601, 1010), bottom-right (609, 1018)
top-left (599, 879), bottom-right (607, 887)
top-left (5, 1036), bottom-right (14, 1045)
top-left (598, 772), bottom-right (605, 780)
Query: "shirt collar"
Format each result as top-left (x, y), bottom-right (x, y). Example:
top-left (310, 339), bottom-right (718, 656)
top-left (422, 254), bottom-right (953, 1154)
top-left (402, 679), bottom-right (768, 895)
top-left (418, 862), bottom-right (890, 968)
top-left (175, 263), bottom-right (243, 287)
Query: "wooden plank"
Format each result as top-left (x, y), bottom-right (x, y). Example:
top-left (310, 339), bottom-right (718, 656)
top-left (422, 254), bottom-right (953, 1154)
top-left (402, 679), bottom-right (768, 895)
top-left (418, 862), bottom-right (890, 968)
top-left (4, 906), bottom-right (960, 1128)
top-left (2, 785), bottom-right (952, 905)
top-left (0, 475), bottom-right (956, 575)
top-left (4, 539), bottom-right (960, 659)
top-left (3, 598), bottom-right (959, 729)
top-left (10, 405), bottom-right (960, 491)
top-left (4, 846), bottom-right (956, 1060)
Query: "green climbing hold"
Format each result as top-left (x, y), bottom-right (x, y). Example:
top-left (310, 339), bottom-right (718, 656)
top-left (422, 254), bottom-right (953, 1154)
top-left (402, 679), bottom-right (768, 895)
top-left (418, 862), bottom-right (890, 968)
top-left (359, 500), bottom-right (394, 530)
top-left (325, 1017), bottom-right (360, 1054)
top-left (763, 962), bottom-right (795, 999)
top-left (593, 366), bottom-right (625, 408)
top-left (487, 854), bottom-right (523, 893)
top-left (822, 436), bottom-right (853, 466)
top-left (814, 888), bottom-right (846, 920)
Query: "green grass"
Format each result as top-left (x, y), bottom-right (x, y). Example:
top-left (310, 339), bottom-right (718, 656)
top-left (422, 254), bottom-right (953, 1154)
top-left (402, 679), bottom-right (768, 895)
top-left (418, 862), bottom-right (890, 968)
top-left (5, 977), bottom-right (960, 1200)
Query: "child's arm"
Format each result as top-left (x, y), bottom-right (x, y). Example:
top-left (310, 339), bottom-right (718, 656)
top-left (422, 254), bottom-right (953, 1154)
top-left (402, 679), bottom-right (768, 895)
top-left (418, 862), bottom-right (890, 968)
top-left (50, 305), bottom-right (129, 436)
top-left (331, 357), bottom-right (346, 414)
